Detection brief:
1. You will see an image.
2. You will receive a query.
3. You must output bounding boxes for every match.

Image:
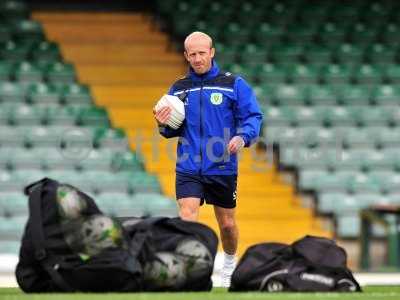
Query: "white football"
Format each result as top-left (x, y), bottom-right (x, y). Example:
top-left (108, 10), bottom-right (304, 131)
top-left (155, 94), bottom-right (185, 129)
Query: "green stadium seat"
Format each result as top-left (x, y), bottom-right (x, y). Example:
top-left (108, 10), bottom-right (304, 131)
top-left (336, 214), bottom-right (359, 238)
top-left (342, 127), bottom-right (378, 149)
top-left (347, 173), bottom-right (382, 193)
top-left (256, 64), bottom-right (286, 85)
top-left (12, 169), bottom-right (49, 187)
top-left (307, 84), bottom-right (338, 105)
top-left (385, 65), bottom-right (400, 84)
top-left (0, 241), bottom-right (20, 255)
top-left (94, 127), bottom-right (128, 150)
top-left (0, 125), bottom-right (28, 147)
top-left (95, 192), bottom-right (146, 217)
top-left (370, 171), bottom-right (400, 194)
top-left (111, 151), bottom-right (144, 172)
top-left (31, 40), bottom-right (62, 64)
top-left (319, 193), bottom-right (380, 215)
top-left (7, 148), bottom-right (43, 170)
top-left (77, 148), bottom-right (114, 171)
top-left (0, 81), bottom-right (26, 102)
top-left (338, 84), bottom-right (372, 106)
top-left (27, 82), bottom-right (60, 105)
top-left (253, 22), bottom-right (284, 47)
top-left (0, 192), bottom-right (28, 217)
top-left (299, 5), bottom-right (329, 24)
top-left (350, 106), bottom-right (393, 127)
top-left (271, 44), bottom-right (303, 64)
top-left (128, 172), bottom-right (161, 193)
top-left (279, 147), bottom-right (337, 170)
top-left (0, 62), bottom-right (13, 80)
top-left (0, 170), bottom-right (22, 191)
top-left (321, 64), bottom-right (353, 84)
top-left (42, 147), bottom-right (84, 170)
top-left (13, 19), bottom-right (44, 42)
top-left (318, 22), bottom-right (349, 46)
top-left (373, 84), bottom-right (400, 105)
top-left (239, 44), bottom-right (268, 66)
top-left (229, 64), bottom-right (257, 82)
top-left (286, 64), bottom-right (320, 84)
top-left (0, 216), bottom-right (27, 239)
top-left (304, 45), bottom-right (333, 66)
top-left (353, 64), bottom-right (384, 85)
top-left (253, 83), bottom-right (275, 104)
top-left (215, 43), bottom-right (239, 66)
top-left (83, 170), bottom-right (130, 193)
top-left (381, 149), bottom-right (400, 171)
top-left (14, 61), bottom-right (43, 83)
top-left (265, 2), bottom-right (297, 25)
top-left (132, 192), bottom-right (177, 217)
top-left (45, 62), bottom-right (76, 84)
top-left (0, 40), bottom-right (31, 62)
top-left (299, 170), bottom-right (356, 193)
top-left (377, 127), bottom-right (400, 148)
top-left (332, 3), bottom-right (362, 19)
top-left (293, 106), bottom-right (326, 127)
top-left (286, 23), bottom-right (317, 43)
top-left (323, 106), bottom-right (355, 127)
top-left (11, 104), bottom-right (46, 125)
top-left (334, 43), bottom-right (365, 66)
top-left (263, 106), bottom-right (294, 127)
top-left (272, 84), bottom-right (308, 106)
top-left (77, 107), bottom-right (109, 126)
top-left (46, 106), bottom-right (78, 126)
top-left (366, 43), bottom-right (397, 65)
top-left (349, 22), bottom-right (379, 45)
top-left (0, 23), bottom-right (11, 43)
top-left (0, 1), bottom-right (29, 21)
top-left (223, 22), bottom-right (251, 46)
top-left (59, 83), bottom-right (93, 106)
top-left (381, 23), bottom-right (400, 46)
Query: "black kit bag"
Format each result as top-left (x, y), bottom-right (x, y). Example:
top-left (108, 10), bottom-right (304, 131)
top-left (16, 178), bottom-right (218, 293)
top-left (15, 178), bottom-right (143, 293)
top-left (230, 235), bottom-right (361, 293)
top-left (121, 216), bottom-right (218, 291)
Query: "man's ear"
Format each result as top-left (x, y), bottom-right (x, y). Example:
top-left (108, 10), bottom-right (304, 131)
top-left (210, 47), bottom-right (215, 58)
top-left (184, 51), bottom-right (189, 62)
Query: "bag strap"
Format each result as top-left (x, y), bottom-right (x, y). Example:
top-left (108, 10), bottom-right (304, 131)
top-left (28, 183), bottom-right (75, 292)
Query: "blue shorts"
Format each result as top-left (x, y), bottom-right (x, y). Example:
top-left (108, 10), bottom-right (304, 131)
top-left (175, 172), bottom-right (237, 209)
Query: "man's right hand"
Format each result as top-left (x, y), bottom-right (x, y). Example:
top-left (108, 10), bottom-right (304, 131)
top-left (153, 106), bottom-right (172, 125)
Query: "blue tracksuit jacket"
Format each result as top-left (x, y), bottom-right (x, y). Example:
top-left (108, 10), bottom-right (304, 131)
top-left (159, 61), bottom-right (263, 175)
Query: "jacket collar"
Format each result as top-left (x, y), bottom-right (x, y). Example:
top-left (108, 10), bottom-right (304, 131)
top-left (188, 60), bottom-right (220, 82)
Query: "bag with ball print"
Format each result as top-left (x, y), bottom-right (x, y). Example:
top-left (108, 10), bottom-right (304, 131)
top-left (120, 216), bottom-right (218, 291)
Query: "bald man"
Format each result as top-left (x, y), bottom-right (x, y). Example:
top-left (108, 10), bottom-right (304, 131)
top-left (154, 31), bottom-right (263, 287)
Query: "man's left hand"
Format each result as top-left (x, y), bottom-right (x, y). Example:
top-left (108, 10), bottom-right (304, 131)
top-left (227, 136), bottom-right (245, 154)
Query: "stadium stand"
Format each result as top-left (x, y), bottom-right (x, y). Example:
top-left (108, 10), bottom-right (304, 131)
top-left (31, 9), bottom-right (331, 256)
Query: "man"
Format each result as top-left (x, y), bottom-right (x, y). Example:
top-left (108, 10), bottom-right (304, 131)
top-left (154, 31), bottom-right (262, 287)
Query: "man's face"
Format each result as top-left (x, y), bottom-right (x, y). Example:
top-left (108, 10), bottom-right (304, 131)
top-left (184, 39), bottom-right (215, 75)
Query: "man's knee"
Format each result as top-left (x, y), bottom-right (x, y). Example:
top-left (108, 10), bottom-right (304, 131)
top-left (178, 198), bottom-right (200, 221)
top-left (179, 206), bottom-right (197, 221)
top-left (219, 219), bottom-right (237, 236)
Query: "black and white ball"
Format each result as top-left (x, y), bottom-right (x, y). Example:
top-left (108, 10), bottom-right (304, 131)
top-left (144, 251), bottom-right (186, 288)
top-left (154, 94), bottom-right (185, 129)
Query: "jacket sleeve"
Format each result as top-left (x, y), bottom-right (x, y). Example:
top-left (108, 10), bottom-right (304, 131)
top-left (157, 86), bottom-right (183, 139)
top-left (233, 77), bottom-right (263, 147)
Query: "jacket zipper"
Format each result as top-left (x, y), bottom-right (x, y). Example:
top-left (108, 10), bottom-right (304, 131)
top-left (199, 80), bottom-right (204, 175)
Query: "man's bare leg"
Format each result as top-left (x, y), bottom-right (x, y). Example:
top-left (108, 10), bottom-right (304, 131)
top-left (214, 205), bottom-right (238, 287)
